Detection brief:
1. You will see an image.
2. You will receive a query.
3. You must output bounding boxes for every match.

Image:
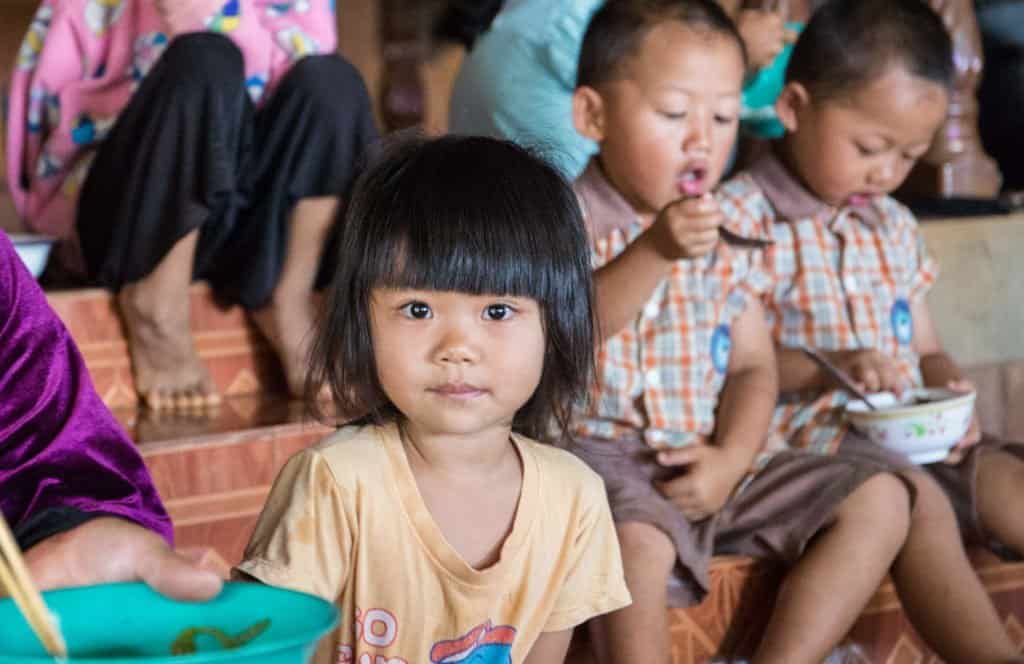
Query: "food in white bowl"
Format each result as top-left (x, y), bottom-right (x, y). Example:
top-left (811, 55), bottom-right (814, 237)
top-left (844, 387), bottom-right (976, 464)
top-left (10, 234), bottom-right (55, 279)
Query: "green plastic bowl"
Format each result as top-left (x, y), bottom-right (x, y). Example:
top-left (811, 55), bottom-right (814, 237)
top-left (0, 582), bottom-right (338, 663)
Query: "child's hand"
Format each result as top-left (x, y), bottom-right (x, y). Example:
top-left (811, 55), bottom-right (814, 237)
top-left (825, 349), bottom-right (907, 395)
top-left (736, 9), bottom-right (798, 71)
top-left (643, 194), bottom-right (722, 261)
top-left (943, 379), bottom-right (982, 464)
top-left (653, 441), bottom-right (748, 522)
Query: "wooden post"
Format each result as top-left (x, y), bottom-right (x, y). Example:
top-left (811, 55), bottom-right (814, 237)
top-left (379, 0), bottom-right (428, 131)
top-left (903, 0), bottom-right (1002, 198)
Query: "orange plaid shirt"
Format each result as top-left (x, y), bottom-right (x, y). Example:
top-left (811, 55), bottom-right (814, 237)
top-left (572, 162), bottom-right (779, 457)
top-left (718, 152), bottom-right (937, 454)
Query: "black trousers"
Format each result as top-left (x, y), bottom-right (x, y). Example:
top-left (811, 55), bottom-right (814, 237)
top-left (78, 33), bottom-right (378, 309)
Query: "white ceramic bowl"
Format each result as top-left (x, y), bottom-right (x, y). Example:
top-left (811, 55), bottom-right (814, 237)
top-left (9, 233), bottom-right (55, 278)
top-left (845, 387), bottom-right (976, 464)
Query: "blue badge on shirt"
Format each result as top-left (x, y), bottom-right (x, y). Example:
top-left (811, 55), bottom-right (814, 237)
top-left (711, 324), bottom-right (731, 373)
top-left (891, 299), bottom-right (913, 346)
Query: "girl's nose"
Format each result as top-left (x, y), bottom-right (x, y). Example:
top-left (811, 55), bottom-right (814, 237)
top-left (434, 327), bottom-right (480, 365)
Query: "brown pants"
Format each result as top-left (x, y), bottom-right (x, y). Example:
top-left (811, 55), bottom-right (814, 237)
top-left (570, 434), bottom-right (919, 606)
top-left (924, 434), bottom-right (1024, 555)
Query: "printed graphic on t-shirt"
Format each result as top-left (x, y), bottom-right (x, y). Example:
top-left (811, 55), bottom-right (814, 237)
top-left (338, 609), bottom-right (516, 664)
top-left (430, 621), bottom-right (516, 663)
top-left (891, 299), bottom-right (913, 346)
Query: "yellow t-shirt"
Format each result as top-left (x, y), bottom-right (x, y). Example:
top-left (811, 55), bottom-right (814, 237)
top-left (236, 423), bottom-right (631, 664)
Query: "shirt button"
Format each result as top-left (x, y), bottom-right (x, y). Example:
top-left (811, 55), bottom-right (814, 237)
top-left (644, 302), bottom-right (660, 319)
top-left (646, 369), bottom-right (660, 386)
top-left (843, 275), bottom-right (859, 293)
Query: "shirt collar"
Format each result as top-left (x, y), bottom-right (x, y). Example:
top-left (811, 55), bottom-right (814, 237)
top-left (576, 159), bottom-right (771, 245)
top-left (575, 160), bottom-right (641, 241)
top-left (746, 148), bottom-right (884, 228)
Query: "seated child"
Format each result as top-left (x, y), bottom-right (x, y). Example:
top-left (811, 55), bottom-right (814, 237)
top-left (235, 136), bottom-right (631, 664)
top-left (719, 0), bottom-right (1024, 661)
top-left (568, 2), bottom-right (921, 663)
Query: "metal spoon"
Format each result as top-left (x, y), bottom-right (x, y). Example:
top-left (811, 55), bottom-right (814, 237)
top-left (798, 345), bottom-right (878, 411)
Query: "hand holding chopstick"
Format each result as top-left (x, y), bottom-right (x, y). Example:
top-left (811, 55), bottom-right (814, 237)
top-left (0, 511), bottom-right (68, 659)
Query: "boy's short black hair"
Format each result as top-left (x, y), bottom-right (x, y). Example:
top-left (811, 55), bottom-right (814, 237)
top-left (309, 134), bottom-right (595, 443)
top-left (577, 0), bottom-right (746, 89)
top-left (786, 0), bottom-right (954, 103)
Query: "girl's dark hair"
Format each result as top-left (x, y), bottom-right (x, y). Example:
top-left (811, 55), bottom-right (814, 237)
top-left (786, 0), bottom-right (954, 103)
top-left (308, 134), bottom-right (595, 443)
top-left (577, 0), bottom-right (747, 89)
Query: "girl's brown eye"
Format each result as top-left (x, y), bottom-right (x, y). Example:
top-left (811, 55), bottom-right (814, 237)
top-left (484, 304), bottom-right (511, 320)
top-left (402, 302), bottom-right (431, 319)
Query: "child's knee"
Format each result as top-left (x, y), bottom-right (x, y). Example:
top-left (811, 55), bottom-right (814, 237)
top-left (283, 54), bottom-right (372, 118)
top-left (977, 448), bottom-right (1024, 506)
top-left (841, 472), bottom-right (913, 536)
top-left (161, 33), bottom-right (244, 90)
top-left (615, 521), bottom-right (676, 578)
top-left (904, 469), bottom-right (958, 527)
top-left (979, 448), bottom-right (1024, 484)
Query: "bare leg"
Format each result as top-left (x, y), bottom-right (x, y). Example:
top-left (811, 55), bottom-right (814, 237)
top-left (249, 196), bottom-right (337, 398)
top-left (118, 230), bottom-right (220, 411)
top-left (753, 473), bottom-right (911, 664)
top-left (976, 449), bottom-right (1024, 556)
top-left (894, 469), bottom-right (1024, 664)
top-left (590, 522), bottom-right (676, 664)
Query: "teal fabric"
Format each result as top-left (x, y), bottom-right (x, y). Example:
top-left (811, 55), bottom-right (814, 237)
top-left (739, 21), bottom-right (802, 139)
top-left (449, 0), bottom-right (603, 178)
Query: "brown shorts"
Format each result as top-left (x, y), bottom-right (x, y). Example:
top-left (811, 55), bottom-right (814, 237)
top-left (570, 433), bottom-right (918, 607)
top-left (923, 434), bottom-right (1024, 553)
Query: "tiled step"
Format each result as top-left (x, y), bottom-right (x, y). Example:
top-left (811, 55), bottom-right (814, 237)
top-left (568, 551), bottom-right (1024, 663)
top-left (47, 283), bottom-right (288, 409)
top-left (45, 285), bottom-right (330, 564)
top-left (112, 396), bottom-right (333, 565)
top-left (0, 188), bottom-right (21, 235)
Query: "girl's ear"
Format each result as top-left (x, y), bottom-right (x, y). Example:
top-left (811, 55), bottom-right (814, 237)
top-left (775, 81), bottom-right (810, 134)
top-left (572, 86), bottom-right (606, 142)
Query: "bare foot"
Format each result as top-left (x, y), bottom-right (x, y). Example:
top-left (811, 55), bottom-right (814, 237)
top-left (118, 283), bottom-right (221, 411)
top-left (249, 295), bottom-right (319, 400)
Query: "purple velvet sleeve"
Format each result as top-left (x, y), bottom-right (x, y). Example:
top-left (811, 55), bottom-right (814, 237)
top-left (0, 232), bottom-right (173, 545)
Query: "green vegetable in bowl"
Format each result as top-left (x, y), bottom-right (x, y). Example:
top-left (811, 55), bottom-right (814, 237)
top-left (170, 619), bottom-right (271, 655)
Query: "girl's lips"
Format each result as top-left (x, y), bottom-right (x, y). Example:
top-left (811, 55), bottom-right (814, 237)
top-left (431, 384), bottom-right (486, 398)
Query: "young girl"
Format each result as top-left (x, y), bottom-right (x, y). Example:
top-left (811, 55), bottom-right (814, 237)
top-left (236, 135), bottom-right (631, 664)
